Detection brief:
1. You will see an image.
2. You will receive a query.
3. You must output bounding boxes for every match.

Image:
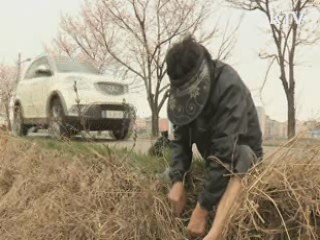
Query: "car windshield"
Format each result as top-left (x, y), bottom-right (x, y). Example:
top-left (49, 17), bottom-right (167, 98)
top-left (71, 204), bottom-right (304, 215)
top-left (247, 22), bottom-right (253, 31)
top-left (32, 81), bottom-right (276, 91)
top-left (55, 57), bottom-right (99, 74)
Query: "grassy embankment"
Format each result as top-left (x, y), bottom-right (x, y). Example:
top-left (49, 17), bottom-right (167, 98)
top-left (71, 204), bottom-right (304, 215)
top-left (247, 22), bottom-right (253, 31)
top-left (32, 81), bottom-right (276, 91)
top-left (1, 132), bottom-right (320, 239)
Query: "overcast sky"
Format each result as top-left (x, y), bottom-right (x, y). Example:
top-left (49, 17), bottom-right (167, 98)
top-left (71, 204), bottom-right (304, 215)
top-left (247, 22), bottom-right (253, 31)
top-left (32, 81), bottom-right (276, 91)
top-left (0, 0), bottom-right (319, 122)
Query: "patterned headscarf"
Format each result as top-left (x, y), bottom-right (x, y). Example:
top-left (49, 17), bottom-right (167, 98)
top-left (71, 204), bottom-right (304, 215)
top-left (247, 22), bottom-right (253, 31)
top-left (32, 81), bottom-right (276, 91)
top-left (167, 58), bottom-right (211, 126)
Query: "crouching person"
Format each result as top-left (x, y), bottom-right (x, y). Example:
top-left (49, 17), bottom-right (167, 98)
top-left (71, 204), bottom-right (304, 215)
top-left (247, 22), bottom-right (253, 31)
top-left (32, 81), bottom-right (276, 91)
top-left (165, 37), bottom-right (263, 240)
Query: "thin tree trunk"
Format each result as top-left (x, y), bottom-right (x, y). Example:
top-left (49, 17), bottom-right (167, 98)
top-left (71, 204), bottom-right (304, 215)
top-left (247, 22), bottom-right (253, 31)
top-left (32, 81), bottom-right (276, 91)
top-left (151, 108), bottom-right (159, 137)
top-left (287, 93), bottom-right (295, 139)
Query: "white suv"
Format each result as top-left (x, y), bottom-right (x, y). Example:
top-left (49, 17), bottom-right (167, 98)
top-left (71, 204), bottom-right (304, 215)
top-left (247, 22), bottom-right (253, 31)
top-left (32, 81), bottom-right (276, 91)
top-left (13, 55), bottom-right (134, 140)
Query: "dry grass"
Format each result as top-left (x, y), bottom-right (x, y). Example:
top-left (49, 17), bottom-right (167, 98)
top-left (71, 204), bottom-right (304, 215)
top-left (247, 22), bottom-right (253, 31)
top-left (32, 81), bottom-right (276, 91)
top-left (0, 132), bottom-right (185, 240)
top-left (1, 131), bottom-right (320, 240)
top-left (224, 139), bottom-right (320, 240)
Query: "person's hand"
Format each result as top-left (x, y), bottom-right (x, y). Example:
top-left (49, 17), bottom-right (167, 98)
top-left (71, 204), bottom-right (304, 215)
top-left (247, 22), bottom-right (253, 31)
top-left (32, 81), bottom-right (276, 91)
top-left (187, 203), bottom-right (209, 238)
top-left (168, 182), bottom-right (186, 217)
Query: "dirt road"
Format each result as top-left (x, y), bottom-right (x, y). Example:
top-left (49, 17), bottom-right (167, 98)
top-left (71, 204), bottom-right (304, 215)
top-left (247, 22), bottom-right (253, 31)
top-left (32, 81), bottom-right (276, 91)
top-left (28, 131), bottom-right (278, 157)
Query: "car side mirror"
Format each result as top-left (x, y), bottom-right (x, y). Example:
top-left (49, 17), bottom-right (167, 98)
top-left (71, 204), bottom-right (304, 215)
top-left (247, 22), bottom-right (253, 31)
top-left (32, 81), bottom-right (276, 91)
top-left (35, 65), bottom-right (52, 76)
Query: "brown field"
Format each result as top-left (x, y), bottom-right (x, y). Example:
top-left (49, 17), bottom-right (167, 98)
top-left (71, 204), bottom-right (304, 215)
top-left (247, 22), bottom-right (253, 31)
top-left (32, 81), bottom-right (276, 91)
top-left (1, 131), bottom-right (320, 239)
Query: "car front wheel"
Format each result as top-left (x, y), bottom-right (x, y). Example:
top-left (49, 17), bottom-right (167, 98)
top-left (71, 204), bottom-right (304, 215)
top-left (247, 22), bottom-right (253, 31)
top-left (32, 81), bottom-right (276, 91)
top-left (111, 128), bottom-right (129, 140)
top-left (13, 105), bottom-right (28, 136)
top-left (48, 99), bottom-right (70, 139)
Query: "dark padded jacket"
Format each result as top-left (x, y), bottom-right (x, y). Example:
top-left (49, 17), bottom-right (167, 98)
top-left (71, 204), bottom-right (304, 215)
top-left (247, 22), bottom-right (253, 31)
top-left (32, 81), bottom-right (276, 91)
top-left (169, 60), bottom-right (263, 184)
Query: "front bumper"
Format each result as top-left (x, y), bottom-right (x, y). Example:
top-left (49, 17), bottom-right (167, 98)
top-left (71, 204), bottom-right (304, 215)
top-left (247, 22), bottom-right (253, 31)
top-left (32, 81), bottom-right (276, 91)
top-left (65, 103), bottom-right (133, 131)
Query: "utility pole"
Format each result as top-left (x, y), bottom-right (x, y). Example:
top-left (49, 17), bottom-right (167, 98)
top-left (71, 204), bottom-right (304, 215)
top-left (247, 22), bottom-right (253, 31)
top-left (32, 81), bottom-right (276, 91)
top-left (16, 53), bottom-right (21, 85)
top-left (16, 53), bottom-right (31, 85)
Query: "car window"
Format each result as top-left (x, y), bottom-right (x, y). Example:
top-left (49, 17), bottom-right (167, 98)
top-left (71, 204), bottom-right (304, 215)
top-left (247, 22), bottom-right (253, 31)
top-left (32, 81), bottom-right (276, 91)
top-left (24, 57), bottom-right (52, 79)
top-left (55, 57), bottom-right (99, 74)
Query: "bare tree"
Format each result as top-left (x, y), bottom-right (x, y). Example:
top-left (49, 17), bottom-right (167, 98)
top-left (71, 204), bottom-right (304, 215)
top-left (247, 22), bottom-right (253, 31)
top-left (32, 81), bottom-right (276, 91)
top-left (57, 0), bottom-right (236, 136)
top-left (0, 64), bottom-right (15, 131)
top-left (226, 0), bottom-right (320, 139)
top-left (54, 30), bottom-right (114, 73)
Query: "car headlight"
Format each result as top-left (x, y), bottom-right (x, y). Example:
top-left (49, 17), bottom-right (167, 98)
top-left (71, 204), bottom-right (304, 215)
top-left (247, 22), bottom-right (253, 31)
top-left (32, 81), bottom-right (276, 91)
top-left (68, 104), bottom-right (88, 115)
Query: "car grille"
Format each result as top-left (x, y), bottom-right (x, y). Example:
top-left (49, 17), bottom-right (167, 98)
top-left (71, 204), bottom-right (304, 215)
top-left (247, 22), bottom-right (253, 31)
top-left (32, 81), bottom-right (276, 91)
top-left (84, 104), bottom-right (131, 119)
top-left (95, 82), bottom-right (126, 95)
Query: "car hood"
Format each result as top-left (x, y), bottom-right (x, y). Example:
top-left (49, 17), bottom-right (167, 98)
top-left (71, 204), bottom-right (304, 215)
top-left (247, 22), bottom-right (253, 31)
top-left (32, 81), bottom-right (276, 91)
top-left (55, 72), bottom-right (128, 85)
top-left (54, 72), bottom-right (131, 106)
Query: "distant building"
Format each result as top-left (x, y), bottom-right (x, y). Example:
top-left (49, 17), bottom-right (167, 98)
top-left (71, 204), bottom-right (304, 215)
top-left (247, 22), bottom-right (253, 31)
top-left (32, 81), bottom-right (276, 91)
top-left (296, 120), bottom-right (309, 137)
top-left (303, 121), bottom-right (320, 139)
top-left (159, 118), bottom-right (169, 132)
top-left (311, 130), bottom-right (320, 139)
top-left (142, 108), bottom-right (319, 140)
top-left (256, 106), bottom-right (290, 139)
top-left (256, 106), bottom-right (266, 136)
top-left (263, 116), bottom-right (287, 139)
top-left (135, 118), bottom-right (148, 131)
top-left (278, 121), bottom-right (287, 139)
top-left (134, 117), bottom-right (171, 136)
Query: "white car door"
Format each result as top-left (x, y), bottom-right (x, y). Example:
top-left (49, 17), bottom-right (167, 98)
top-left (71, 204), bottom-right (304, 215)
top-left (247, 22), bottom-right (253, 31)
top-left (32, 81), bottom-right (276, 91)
top-left (22, 57), bottom-right (53, 119)
top-left (30, 57), bottom-right (54, 119)
top-left (18, 61), bottom-right (39, 119)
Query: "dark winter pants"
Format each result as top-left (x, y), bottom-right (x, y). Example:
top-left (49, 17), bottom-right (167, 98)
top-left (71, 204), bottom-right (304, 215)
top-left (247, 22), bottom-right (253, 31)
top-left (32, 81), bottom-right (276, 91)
top-left (169, 145), bottom-right (257, 211)
top-left (198, 145), bottom-right (258, 211)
